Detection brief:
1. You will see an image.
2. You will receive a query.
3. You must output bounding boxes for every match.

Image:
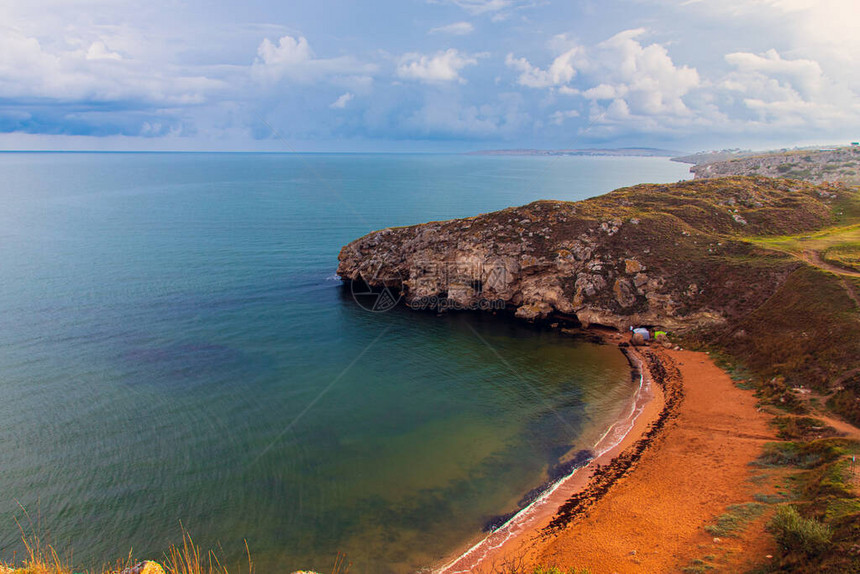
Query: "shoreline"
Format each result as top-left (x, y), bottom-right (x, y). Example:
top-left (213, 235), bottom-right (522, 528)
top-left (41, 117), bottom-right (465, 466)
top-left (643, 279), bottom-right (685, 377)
top-left (431, 337), bottom-right (778, 573)
top-left (434, 333), bottom-right (673, 573)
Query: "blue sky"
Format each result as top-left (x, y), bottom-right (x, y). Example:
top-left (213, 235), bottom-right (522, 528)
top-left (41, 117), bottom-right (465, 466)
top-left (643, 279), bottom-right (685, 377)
top-left (1, 0), bottom-right (859, 152)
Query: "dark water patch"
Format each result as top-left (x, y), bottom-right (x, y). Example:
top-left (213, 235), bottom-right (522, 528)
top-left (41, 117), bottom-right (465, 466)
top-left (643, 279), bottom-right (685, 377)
top-left (483, 449), bottom-right (595, 532)
top-left (548, 449), bottom-right (596, 482)
top-left (120, 342), bottom-right (266, 388)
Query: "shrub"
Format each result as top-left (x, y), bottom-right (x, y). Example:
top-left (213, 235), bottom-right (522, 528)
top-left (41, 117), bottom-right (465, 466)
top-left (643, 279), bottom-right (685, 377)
top-left (755, 440), bottom-right (844, 469)
top-left (769, 506), bottom-right (833, 556)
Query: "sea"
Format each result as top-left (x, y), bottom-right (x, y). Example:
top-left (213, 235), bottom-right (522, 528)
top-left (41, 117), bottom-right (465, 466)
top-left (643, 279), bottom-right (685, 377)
top-left (0, 152), bottom-right (691, 573)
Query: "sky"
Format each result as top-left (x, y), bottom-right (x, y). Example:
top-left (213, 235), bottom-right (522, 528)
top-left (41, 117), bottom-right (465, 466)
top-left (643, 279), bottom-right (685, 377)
top-left (1, 0), bottom-right (859, 152)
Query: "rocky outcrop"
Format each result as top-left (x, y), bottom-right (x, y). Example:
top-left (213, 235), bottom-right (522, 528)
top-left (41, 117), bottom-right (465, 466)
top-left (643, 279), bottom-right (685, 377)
top-left (120, 562), bottom-right (165, 574)
top-left (338, 177), bottom-right (849, 332)
top-left (691, 146), bottom-right (860, 185)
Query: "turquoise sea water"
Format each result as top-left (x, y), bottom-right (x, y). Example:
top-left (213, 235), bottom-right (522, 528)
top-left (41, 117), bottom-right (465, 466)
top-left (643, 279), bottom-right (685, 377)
top-left (0, 153), bottom-right (691, 573)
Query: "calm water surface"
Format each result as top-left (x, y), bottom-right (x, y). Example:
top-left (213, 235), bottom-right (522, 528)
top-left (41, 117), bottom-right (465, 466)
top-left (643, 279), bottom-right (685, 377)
top-left (0, 153), bottom-right (691, 572)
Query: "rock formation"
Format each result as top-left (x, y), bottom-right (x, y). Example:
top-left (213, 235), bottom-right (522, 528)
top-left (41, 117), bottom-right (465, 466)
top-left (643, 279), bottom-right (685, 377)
top-left (689, 147), bottom-right (860, 185)
top-left (338, 177), bottom-right (848, 332)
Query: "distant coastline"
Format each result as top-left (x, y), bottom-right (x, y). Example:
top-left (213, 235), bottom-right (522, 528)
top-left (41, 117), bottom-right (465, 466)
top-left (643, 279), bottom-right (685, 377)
top-left (466, 147), bottom-right (684, 158)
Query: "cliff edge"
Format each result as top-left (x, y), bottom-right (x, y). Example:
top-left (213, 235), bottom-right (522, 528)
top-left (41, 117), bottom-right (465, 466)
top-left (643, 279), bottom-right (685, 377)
top-left (338, 176), bottom-right (845, 332)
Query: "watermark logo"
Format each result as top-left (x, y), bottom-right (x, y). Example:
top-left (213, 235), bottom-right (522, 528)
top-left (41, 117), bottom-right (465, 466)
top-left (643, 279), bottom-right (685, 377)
top-left (349, 261), bottom-right (403, 313)
top-left (410, 295), bottom-right (506, 312)
top-left (349, 258), bottom-right (512, 313)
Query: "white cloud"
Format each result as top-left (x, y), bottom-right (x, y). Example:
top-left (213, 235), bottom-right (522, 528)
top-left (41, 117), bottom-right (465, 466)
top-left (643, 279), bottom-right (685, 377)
top-left (550, 109), bottom-right (579, 125)
top-left (724, 49), bottom-right (824, 99)
top-left (86, 41), bottom-right (122, 61)
top-left (432, 0), bottom-right (513, 14)
top-left (330, 92), bottom-right (354, 109)
top-left (715, 49), bottom-right (855, 128)
top-left (428, 0), bottom-right (541, 20)
top-left (403, 91), bottom-right (528, 137)
top-left (507, 29), bottom-right (699, 122)
top-left (654, 0), bottom-right (860, 89)
top-left (256, 36), bottom-right (313, 68)
top-left (429, 21), bottom-right (475, 35)
top-left (3, 0), bottom-right (860, 148)
top-left (397, 49), bottom-right (478, 84)
top-left (590, 29), bottom-right (700, 116)
top-left (505, 47), bottom-right (580, 88)
top-left (251, 35), bottom-right (376, 85)
top-left (0, 27), bottom-right (220, 104)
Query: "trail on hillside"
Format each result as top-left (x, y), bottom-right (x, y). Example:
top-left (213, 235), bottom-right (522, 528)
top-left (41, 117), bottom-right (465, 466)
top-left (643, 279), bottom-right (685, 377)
top-left (754, 244), bottom-right (860, 309)
top-left (801, 249), bottom-right (860, 279)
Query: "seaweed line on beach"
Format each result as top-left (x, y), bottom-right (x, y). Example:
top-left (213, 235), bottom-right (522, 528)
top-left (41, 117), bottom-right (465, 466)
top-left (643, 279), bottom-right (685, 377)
top-left (544, 347), bottom-right (685, 532)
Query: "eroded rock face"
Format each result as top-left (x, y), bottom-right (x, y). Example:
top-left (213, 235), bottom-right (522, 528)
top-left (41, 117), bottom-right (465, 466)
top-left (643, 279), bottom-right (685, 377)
top-left (338, 177), bottom-right (848, 331)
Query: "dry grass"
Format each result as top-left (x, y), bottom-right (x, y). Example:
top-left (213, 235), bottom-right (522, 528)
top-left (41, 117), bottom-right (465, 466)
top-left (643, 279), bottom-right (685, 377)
top-left (0, 530), bottom-right (254, 574)
top-left (0, 532), bottom-right (353, 574)
top-left (1, 532), bottom-right (87, 574)
top-left (162, 531), bottom-right (248, 574)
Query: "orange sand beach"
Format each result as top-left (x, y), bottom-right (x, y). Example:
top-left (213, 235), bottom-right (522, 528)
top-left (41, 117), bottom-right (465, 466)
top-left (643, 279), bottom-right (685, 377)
top-left (435, 339), bottom-right (775, 573)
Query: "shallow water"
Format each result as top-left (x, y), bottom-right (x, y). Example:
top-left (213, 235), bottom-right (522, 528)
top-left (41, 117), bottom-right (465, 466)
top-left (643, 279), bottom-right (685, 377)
top-left (0, 153), bottom-right (691, 572)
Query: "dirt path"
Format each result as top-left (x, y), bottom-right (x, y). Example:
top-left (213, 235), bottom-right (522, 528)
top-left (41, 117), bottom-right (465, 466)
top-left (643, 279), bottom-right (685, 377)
top-left (529, 348), bottom-right (776, 573)
top-left (799, 411), bottom-right (860, 441)
top-left (800, 249), bottom-right (860, 278)
top-left (754, 244), bottom-right (860, 309)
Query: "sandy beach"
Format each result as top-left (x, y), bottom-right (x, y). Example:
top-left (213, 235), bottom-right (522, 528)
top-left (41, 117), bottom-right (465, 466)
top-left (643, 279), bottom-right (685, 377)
top-left (436, 340), bottom-right (775, 573)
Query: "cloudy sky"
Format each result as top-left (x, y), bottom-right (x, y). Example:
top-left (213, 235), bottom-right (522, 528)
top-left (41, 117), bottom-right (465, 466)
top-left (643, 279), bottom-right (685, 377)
top-left (1, 0), bottom-right (859, 152)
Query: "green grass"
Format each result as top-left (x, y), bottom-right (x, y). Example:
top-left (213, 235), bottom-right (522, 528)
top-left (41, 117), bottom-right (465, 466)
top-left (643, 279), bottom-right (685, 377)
top-left (755, 493), bottom-right (790, 504)
top-left (768, 506), bottom-right (832, 556)
top-left (821, 242), bottom-right (860, 272)
top-left (754, 440), bottom-right (845, 469)
top-left (705, 502), bottom-right (766, 537)
top-left (748, 473), bottom-right (771, 485)
top-left (825, 497), bottom-right (860, 522)
top-left (745, 223), bottom-right (860, 261)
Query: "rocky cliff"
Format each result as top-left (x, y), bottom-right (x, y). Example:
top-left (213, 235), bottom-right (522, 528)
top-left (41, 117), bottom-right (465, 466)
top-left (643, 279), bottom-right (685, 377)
top-left (338, 177), bottom-right (848, 332)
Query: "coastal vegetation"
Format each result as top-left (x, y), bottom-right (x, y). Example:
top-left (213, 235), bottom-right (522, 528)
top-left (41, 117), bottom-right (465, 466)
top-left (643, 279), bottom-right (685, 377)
top-left (0, 530), bottom-right (256, 574)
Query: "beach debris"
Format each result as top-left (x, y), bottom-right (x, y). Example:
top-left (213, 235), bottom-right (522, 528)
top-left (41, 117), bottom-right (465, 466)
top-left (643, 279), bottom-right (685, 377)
top-left (713, 537), bottom-right (721, 543)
